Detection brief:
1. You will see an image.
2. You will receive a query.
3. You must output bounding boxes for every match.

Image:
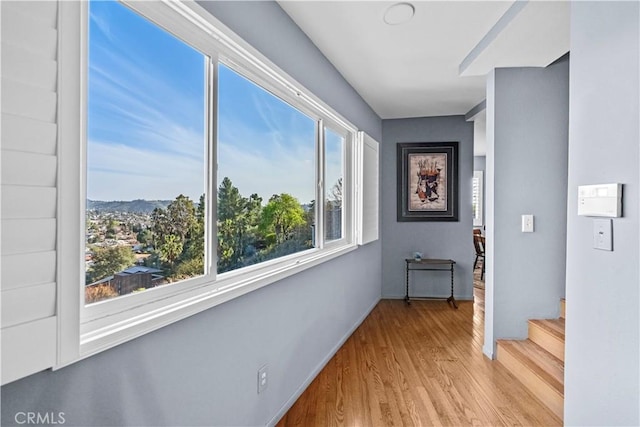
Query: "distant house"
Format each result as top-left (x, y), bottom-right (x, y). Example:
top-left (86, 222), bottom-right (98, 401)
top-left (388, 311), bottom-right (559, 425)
top-left (87, 266), bottom-right (164, 296)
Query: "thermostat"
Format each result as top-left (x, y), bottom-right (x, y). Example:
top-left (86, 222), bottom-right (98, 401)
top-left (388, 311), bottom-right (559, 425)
top-left (578, 183), bottom-right (622, 217)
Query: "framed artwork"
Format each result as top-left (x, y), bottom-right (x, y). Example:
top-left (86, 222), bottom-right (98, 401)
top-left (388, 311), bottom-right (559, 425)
top-left (397, 141), bottom-right (459, 222)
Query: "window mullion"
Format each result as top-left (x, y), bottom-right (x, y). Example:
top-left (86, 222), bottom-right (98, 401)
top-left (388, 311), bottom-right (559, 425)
top-left (207, 57), bottom-right (218, 281)
top-left (345, 132), bottom-right (353, 243)
top-left (344, 132), bottom-right (351, 242)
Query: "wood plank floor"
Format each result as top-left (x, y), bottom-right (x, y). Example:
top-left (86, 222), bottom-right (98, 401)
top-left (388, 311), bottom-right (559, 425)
top-left (277, 292), bottom-right (561, 426)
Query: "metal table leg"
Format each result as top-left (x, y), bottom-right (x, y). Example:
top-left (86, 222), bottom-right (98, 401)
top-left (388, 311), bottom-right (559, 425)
top-left (446, 263), bottom-right (458, 309)
top-left (405, 261), bottom-right (411, 304)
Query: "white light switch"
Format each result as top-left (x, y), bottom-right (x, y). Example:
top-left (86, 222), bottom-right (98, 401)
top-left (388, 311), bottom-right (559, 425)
top-left (593, 219), bottom-right (613, 251)
top-left (522, 214), bottom-right (534, 232)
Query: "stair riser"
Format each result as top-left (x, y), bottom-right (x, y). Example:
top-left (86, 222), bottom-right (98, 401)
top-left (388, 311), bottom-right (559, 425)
top-left (497, 344), bottom-right (564, 420)
top-left (529, 324), bottom-right (564, 362)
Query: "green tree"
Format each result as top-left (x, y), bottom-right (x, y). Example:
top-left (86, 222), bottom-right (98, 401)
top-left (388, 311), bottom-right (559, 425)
top-left (173, 257), bottom-right (204, 279)
top-left (151, 195), bottom-right (196, 244)
top-left (217, 218), bottom-right (237, 272)
top-left (304, 199), bottom-right (316, 246)
top-left (151, 207), bottom-right (171, 247)
top-left (183, 194), bottom-right (206, 263)
top-left (259, 193), bottom-right (305, 244)
top-left (216, 178), bottom-right (263, 273)
top-left (159, 234), bottom-right (183, 266)
top-left (150, 195), bottom-right (203, 279)
top-left (167, 194), bottom-right (197, 241)
top-left (137, 229), bottom-right (153, 247)
top-left (87, 246), bottom-right (136, 283)
top-left (218, 177), bottom-right (245, 221)
top-left (243, 193), bottom-right (263, 249)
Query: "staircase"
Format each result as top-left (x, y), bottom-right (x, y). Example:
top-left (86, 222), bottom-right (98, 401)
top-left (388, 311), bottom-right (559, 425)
top-left (496, 298), bottom-right (565, 420)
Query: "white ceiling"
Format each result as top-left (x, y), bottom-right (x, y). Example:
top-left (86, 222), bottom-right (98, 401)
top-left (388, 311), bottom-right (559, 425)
top-left (278, 0), bottom-right (570, 124)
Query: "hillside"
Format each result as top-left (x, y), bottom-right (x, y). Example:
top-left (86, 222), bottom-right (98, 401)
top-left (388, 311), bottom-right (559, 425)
top-left (87, 199), bottom-right (172, 214)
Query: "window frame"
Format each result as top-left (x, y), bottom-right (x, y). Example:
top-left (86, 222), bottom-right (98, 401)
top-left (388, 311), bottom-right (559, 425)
top-left (57, 0), bottom-right (361, 366)
top-left (473, 170), bottom-right (484, 227)
top-left (80, 0), bottom-right (217, 323)
top-left (321, 123), bottom-right (350, 246)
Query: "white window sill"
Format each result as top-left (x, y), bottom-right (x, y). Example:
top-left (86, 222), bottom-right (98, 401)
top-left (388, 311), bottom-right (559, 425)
top-left (67, 243), bottom-right (357, 364)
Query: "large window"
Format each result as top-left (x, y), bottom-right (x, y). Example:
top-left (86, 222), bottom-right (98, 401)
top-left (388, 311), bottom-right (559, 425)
top-left (85, 0), bottom-right (208, 304)
top-left (0, 0), bottom-right (381, 385)
top-left (49, 0), bottom-right (375, 367)
top-left (217, 64), bottom-right (316, 274)
top-left (80, 0), bottom-right (357, 314)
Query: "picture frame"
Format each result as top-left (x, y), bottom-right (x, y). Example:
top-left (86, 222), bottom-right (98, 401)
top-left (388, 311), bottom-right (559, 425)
top-left (397, 141), bottom-right (459, 222)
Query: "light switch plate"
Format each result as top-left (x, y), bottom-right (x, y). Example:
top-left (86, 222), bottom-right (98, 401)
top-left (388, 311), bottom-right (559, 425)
top-left (593, 219), bottom-right (613, 251)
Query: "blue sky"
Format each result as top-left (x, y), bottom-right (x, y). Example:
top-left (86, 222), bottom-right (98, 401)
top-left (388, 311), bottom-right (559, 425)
top-left (217, 65), bottom-right (317, 204)
top-left (88, 0), bottom-right (205, 202)
top-left (324, 128), bottom-right (344, 202)
top-left (88, 1), bottom-right (335, 205)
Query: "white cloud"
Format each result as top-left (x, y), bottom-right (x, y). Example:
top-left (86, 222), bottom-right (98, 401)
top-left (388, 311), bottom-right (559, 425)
top-left (89, 10), bottom-right (113, 42)
top-left (217, 116), bottom-right (316, 203)
top-left (88, 139), bottom-right (205, 201)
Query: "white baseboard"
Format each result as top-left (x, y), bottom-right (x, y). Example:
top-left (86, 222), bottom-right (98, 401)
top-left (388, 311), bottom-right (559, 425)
top-left (483, 344), bottom-right (495, 359)
top-left (267, 296), bottom-right (381, 427)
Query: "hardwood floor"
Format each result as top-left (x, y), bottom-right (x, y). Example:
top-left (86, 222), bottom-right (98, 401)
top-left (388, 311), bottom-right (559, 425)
top-left (277, 290), bottom-right (561, 426)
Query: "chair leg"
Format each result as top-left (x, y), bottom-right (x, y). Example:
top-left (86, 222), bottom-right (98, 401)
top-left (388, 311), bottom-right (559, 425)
top-left (481, 257), bottom-right (485, 280)
top-left (473, 255), bottom-right (479, 270)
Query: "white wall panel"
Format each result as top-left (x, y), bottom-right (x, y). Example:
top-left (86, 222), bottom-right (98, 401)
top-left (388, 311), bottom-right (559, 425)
top-left (0, 0), bottom-right (59, 387)
top-left (361, 134), bottom-right (379, 245)
top-left (2, 43), bottom-right (57, 91)
top-left (2, 282), bottom-right (56, 328)
top-left (1, 251), bottom-right (56, 291)
top-left (1, 151), bottom-right (57, 187)
top-left (2, 186), bottom-right (57, 219)
top-left (2, 1), bottom-right (58, 29)
top-left (1, 78), bottom-right (57, 123)
top-left (1, 3), bottom-right (57, 60)
top-left (1, 113), bottom-right (57, 155)
top-left (1, 317), bottom-right (57, 385)
top-left (1, 219), bottom-right (56, 255)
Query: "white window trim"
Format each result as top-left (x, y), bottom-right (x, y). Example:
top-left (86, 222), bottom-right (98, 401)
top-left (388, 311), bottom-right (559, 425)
top-left (56, 0), bottom-right (362, 368)
top-left (473, 170), bottom-right (484, 227)
top-left (356, 131), bottom-right (380, 246)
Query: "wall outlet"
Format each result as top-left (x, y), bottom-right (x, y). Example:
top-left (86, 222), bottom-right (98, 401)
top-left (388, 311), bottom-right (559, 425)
top-left (257, 365), bottom-right (268, 394)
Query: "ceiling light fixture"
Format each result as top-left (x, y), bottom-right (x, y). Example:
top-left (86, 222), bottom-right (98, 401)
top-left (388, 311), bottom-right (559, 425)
top-left (383, 2), bottom-right (415, 26)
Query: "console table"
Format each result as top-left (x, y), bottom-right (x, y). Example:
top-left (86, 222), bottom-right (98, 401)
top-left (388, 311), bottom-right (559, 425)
top-left (404, 258), bottom-right (457, 308)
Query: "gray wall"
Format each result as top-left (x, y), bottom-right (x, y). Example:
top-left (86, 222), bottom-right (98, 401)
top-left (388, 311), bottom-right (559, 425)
top-left (484, 58), bottom-right (569, 356)
top-left (1, 2), bottom-right (382, 426)
top-left (381, 116), bottom-right (474, 299)
top-left (564, 2), bottom-right (639, 424)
